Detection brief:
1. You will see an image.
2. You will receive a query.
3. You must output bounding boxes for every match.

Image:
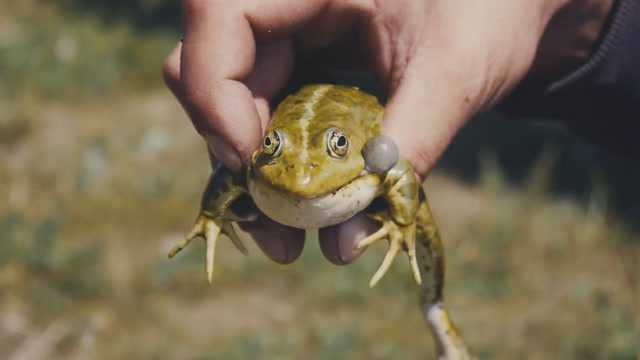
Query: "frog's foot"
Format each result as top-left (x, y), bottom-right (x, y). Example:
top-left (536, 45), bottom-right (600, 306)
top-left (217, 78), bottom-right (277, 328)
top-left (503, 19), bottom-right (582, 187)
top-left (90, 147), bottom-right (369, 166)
top-left (168, 213), bottom-right (247, 283)
top-left (357, 214), bottom-right (421, 287)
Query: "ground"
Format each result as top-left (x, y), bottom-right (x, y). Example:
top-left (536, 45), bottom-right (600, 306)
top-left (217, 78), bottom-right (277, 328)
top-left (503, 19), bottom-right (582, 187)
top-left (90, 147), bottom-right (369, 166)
top-left (0, 2), bottom-right (638, 359)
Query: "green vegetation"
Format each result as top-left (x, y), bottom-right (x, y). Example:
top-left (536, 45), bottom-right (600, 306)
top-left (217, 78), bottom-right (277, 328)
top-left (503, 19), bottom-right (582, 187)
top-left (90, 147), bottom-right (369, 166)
top-left (0, 1), bottom-right (175, 102)
top-left (1, 1), bottom-right (638, 358)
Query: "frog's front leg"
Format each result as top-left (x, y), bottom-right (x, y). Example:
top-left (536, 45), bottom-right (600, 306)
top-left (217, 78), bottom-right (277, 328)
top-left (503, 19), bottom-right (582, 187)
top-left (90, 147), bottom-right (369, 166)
top-left (168, 164), bottom-right (258, 282)
top-left (358, 159), bottom-right (422, 287)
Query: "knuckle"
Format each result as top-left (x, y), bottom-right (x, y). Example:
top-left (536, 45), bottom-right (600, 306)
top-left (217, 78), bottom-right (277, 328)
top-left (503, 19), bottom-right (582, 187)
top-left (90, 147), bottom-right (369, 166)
top-left (180, 82), bottom-right (223, 134)
top-left (407, 146), bottom-right (436, 179)
top-left (182, 83), bottom-right (212, 112)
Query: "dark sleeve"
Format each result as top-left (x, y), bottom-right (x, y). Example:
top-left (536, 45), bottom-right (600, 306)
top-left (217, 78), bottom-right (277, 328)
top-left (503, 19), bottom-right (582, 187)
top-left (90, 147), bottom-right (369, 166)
top-left (500, 0), bottom-right (640, 159)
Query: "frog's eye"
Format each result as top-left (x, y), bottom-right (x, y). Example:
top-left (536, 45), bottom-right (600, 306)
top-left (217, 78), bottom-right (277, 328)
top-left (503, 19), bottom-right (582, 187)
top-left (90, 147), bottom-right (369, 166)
top-left (326, 128), bottom-right (349, 158)
top-left (263, 129), bottom-right (283, 157)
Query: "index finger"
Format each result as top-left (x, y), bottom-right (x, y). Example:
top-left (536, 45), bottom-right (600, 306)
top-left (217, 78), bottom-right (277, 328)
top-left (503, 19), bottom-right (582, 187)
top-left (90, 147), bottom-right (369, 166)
top-left (180, 0), bottom-right (331, 162)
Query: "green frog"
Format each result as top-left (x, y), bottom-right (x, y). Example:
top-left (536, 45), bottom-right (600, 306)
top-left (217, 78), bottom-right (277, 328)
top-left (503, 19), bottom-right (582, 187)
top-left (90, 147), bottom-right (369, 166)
top-left (169, 84), bottom-right (472, 359)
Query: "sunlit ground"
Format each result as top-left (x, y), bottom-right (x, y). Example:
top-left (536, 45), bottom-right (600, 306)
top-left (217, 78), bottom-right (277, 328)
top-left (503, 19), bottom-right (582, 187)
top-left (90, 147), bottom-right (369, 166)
top-left (1, 2), bottom-right (638, 359)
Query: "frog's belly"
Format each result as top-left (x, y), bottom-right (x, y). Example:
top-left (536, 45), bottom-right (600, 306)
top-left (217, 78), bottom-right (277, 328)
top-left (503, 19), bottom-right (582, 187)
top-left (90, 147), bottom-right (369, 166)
top-left (247, 175), bottom-right (381, 229)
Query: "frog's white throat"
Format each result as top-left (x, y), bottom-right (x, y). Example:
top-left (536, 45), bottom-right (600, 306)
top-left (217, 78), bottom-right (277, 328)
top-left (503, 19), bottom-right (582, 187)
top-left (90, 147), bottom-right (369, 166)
top-left (247, 175), bottom-right (381, 229)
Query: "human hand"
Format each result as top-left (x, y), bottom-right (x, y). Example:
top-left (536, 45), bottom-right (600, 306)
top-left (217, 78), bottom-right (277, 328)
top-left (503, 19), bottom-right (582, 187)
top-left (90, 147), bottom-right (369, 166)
top-left (163, 0), bottom-right (609, 265)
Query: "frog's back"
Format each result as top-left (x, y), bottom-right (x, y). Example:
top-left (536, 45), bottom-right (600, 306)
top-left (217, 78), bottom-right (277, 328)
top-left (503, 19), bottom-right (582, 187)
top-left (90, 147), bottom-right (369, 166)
top-left (270, 84), bottom-right (383, 139)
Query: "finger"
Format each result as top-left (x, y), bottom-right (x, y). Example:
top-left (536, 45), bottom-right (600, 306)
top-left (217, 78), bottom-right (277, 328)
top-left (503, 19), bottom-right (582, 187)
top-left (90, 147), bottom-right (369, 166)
top-left (163, 42), bottom-right (221, 170)
top-left (180, 0), bottom-right (331, 170)
top-left (319, 213), bottom-right (379, 265)
top-left (165, 40), bottom-right (292, 168)
top-left (246, 40), bottom-right (295, 132)
top-left (207, 149), bottom-right (217, 170)
top-left (163, 42), bottom-right (183, 101)
top-left (238, 214), bottom-right (305, 264)
top-left (382, 53), bottom-right (476, 179)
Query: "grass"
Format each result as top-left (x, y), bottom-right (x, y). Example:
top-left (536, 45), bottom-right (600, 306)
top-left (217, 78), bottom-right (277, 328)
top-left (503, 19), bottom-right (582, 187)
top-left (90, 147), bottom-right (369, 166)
top-left (0, 0), bottom-right (175, 102)
top-left (1, 2), bottom-right (638, 359)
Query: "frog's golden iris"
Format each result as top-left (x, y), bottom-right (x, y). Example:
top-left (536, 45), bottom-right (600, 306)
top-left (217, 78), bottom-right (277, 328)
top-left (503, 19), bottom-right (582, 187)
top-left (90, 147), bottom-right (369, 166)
top-left (262, 129), bottom-right (283, 157)
top-left (326, 128), bottom-right (349, 158)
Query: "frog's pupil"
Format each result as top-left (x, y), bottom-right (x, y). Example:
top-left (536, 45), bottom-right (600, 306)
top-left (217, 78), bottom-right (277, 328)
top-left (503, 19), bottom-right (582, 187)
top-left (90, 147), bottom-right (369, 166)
top-left (337, 136), bottom-right (347, 147)
top-left (264, 137), bottom-right (272, 147)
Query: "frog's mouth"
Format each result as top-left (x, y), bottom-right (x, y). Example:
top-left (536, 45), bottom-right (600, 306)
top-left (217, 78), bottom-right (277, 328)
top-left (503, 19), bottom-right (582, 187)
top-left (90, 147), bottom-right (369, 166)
top-left (247, 174), bottom-right (382, 229)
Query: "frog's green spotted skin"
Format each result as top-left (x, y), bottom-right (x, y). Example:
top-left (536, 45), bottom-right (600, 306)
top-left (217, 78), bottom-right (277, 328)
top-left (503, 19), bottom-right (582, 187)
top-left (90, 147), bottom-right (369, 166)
top-left (169, 85), bottom-right (473, 359)
top-left (253, 85), bottom-right (380, 198)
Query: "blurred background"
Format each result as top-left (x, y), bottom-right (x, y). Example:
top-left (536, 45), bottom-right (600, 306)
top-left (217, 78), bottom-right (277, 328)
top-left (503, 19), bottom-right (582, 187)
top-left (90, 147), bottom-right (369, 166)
top-left (1, 1), bottom-right (638, 359)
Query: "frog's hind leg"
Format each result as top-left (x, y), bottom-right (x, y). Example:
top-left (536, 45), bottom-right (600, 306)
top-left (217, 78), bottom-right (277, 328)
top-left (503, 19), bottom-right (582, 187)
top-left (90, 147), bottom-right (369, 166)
top-left (168, 165), bottom-right (257, 283)
top-left (416, 192), bottom-right (474, 359)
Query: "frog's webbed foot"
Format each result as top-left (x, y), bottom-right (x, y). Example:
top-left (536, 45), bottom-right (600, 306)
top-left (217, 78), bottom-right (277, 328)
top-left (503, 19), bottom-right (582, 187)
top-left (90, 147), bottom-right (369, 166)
top-left (168, 214), bottom-right (248, 283)
top-left (357, 213), bottom-right (421, 287)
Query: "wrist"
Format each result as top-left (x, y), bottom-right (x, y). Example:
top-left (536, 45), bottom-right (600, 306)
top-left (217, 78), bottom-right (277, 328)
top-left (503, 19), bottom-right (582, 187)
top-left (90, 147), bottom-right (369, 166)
top-left (528, 0), bottom-right (616, 83)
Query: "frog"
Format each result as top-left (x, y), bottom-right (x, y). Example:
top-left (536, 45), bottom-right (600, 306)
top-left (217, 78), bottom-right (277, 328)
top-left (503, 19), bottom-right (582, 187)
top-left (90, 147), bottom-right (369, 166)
top-left (168, 84), bottom-right (473, 359)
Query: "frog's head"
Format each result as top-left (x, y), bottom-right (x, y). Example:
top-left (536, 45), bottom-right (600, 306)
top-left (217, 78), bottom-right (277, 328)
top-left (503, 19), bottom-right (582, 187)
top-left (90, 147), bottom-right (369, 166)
top-left (249, 85), bottom-right (381, 199)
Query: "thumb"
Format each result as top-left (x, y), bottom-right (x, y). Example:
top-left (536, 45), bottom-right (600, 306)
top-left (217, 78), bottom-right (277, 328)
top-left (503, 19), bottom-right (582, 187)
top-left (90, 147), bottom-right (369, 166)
top-left (381, 56), bottom-right (479, 179)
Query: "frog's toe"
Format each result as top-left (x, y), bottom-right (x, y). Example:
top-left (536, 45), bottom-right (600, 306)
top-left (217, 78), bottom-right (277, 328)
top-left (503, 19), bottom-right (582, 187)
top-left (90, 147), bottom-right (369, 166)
top-left (359, 215), bottom-right (422, 287)
top-left (369, 230), bottom-right (401, 287)
top-left (170, 214), bottom-right (246, 283)
top-left (203, 218), bottom-right (221, 283)
top-left (404, 224), bottom-right (422, 285)
top-left (168, 219), bottom-right (203, 259)
top-left (356, 222), bottom-right (391, 249)
top-left (221, 222), bottom-right (248, 255)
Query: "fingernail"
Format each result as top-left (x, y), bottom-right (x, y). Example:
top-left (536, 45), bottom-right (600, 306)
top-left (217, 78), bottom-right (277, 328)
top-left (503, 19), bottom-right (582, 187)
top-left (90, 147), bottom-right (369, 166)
top-left (205, 133), bottom-right (243, 172)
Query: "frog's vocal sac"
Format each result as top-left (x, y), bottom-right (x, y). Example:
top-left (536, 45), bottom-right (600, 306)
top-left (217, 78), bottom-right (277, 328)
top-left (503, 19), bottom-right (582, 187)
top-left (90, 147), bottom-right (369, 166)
top-left (168, 84), bottom-right (474, 359)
